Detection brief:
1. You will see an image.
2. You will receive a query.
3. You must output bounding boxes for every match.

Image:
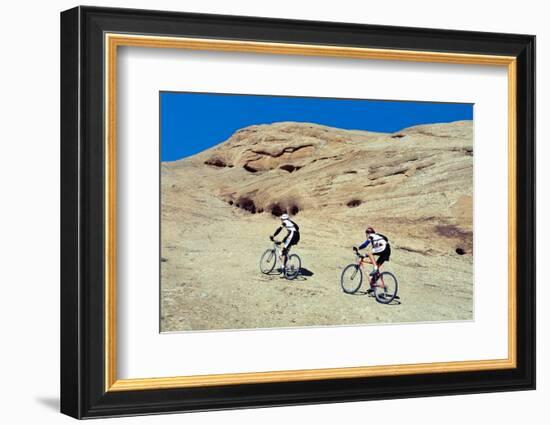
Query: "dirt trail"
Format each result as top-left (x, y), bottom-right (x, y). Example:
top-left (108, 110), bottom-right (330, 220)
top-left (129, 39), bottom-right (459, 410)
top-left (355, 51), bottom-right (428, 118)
top-left (160, 185), bottom-right (472, 332)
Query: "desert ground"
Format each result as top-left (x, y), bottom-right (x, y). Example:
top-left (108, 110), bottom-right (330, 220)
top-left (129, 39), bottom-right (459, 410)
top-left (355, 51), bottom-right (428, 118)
top-left (160, 121), bottom-right (473, 332)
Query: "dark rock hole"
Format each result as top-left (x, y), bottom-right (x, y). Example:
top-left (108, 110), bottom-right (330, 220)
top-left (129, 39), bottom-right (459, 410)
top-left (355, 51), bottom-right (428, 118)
top-left (456, 247), bottom-right (466, 255)
top-left (270, 203), bottom-right (286, 217)
top-left (204, 158), bottom-right (227, 168)
top-left (237, 197), bottom-right (256, 214)
top-left (347, 199), bottom-right (362, 208)
top-left (280, 164), bottom-right (301, 173)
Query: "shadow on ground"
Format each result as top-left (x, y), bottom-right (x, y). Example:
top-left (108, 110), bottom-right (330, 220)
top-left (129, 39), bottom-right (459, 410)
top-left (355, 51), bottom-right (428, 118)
top-left (265, 267), bottom-right (314, 280)
top-left (299, 267), bottom-right (314, 277)
top-left (349, 290), bottom-right (402, 305)
top-left (35, 396), bottom-right (59, 411)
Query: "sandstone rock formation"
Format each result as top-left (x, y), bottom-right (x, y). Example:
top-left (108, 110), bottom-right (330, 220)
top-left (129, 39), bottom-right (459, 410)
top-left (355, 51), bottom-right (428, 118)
top-left (161, 121), bottom-right (473, 332)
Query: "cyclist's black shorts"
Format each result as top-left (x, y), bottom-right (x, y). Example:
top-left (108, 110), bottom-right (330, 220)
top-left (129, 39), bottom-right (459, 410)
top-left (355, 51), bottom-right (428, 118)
top-left (283, 232), bottom-right (300, 252)
top-left (374, 245), bottom-right (391, 266)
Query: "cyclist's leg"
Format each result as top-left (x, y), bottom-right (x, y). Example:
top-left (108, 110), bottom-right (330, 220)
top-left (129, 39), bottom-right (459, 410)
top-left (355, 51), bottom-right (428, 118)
top-left (366, 249), bottom-right (379, 273)
top-left (283, 244), bottom-right (296, 268)
top-left (282, 233), bottom-right (295, 268)
top-left (373, 249), bottom-right (390, 287)
top-left (281, 242), bottom-right (289, 268)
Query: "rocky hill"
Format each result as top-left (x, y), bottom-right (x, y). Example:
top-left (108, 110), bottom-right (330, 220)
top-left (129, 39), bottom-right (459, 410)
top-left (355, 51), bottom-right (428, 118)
top-left (160, 121), bottom-right (473, 332)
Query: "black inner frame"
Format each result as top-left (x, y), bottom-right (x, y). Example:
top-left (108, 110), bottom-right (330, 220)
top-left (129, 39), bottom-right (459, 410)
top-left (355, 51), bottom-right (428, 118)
top-left (60, 6), bottom-right (535, 419)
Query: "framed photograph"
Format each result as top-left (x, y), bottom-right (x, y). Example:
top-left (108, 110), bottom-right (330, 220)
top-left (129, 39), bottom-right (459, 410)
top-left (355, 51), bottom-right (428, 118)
top-left (60, 6), bottom-right (535, 419)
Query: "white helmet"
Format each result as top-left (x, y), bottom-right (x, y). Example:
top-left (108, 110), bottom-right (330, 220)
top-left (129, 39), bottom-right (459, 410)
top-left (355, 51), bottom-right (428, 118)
top-left (280, 213), bottom-right (289, 220)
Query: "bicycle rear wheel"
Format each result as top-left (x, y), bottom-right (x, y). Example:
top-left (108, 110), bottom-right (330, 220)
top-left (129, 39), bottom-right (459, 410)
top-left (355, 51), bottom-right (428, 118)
top-left (260, 249), bottom-right (277, 274)
top-left (284, 254), bottom-right (301, 280)
top-left (340, 264), bottom-right (363, 294)
top-left (373, 271), bottom-right (398, 304)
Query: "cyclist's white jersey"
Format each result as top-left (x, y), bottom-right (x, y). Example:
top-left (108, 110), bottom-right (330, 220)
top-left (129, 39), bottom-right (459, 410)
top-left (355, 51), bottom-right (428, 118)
top-left (281, 219), bottom-right (297, 232)
top-left (281, 219), bottom-right (297, 247)
top-left (359, 233), bottom-right (387, 253)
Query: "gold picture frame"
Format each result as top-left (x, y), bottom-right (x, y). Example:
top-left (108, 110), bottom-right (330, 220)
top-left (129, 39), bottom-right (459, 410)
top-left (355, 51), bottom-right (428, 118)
top-left (105, 33), bottom-right (517, 392)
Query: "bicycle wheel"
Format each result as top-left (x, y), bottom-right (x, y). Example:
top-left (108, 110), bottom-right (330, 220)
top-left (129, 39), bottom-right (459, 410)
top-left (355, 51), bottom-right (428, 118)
top-left (260, 249), bottom-right (277, 274)
top-left (373, 271), bottom-right (398, 304)
top-left (284, 254), bottom-right (301, 280)
top-left (340, 264), bottom-right (363, 294)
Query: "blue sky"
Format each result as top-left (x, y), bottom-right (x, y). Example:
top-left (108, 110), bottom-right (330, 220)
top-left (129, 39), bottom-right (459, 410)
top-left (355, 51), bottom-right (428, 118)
top-left (160, 92), bottom-right (473, 162)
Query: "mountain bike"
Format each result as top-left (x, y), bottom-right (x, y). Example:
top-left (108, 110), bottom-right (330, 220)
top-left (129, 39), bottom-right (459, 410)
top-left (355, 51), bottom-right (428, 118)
top-left (340, 251), bottom-right (398, 304)
top-left (260, 239), bottom-right (301, 280)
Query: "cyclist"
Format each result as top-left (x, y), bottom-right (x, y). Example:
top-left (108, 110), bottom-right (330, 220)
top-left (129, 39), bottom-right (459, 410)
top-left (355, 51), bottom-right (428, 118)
top-left (270, 213), bottom-right (300, 270)
top-left (353, 226), bottom-right (391, 278)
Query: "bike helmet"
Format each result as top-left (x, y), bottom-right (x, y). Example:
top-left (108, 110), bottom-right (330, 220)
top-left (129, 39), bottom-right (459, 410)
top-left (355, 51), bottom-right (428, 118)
top-left (280, 213), bottom-right (289, 220)
top-left (365, 226), bottom-right (375, 234)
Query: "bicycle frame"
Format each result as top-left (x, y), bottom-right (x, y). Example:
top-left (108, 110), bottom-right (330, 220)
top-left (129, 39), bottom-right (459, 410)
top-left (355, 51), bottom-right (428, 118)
top-left (354, 252), bottom-right (372, 268)
top-left (271, 241), bottom-right (283, 257)
top-left (354, 252), bottom-right (384, 288)
top-left (264, 239), bottom-right (301, 280)
top-left (272, 239), bottom-right (291, 258)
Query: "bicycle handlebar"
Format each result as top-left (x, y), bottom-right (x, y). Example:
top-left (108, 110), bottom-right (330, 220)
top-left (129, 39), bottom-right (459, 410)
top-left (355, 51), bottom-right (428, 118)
top-left (270, 237), bottom-right (282, 245)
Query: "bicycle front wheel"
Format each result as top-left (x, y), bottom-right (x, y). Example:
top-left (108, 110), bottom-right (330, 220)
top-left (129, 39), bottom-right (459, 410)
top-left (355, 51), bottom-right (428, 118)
top-left (260, 249), bottom-right (277, 274)
top-left (374, 271), bottom-right (398, 304)
top-left (284, 254), bottom-right (301, 280)
top-left (340, 264), bottom-right (363, 294)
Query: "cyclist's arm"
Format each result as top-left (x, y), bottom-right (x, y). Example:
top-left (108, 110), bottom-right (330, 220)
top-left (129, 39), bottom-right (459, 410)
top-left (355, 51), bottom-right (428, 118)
top-left (273, 226), bottom-right (283, 237)
top-left (358, 240), bottom-right (370, 250)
